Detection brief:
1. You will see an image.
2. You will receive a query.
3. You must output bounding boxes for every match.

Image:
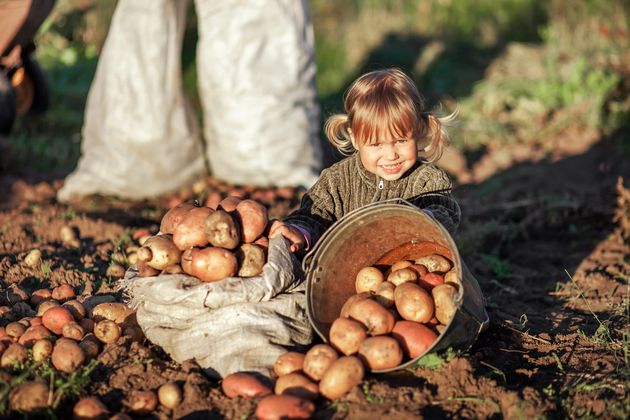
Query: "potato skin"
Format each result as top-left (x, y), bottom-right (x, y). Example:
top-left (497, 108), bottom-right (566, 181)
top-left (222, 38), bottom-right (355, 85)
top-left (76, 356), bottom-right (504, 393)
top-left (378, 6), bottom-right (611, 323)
top-left (274, 372), bottom-right (319, 401)
top-left (391, 320), bottom-right (438, 358)
top-left (191, 247), bottom-right (238, 282)
top-left (355, 266), bottom-right (384, 294)
top-left (318, 356), bottom-right (365, 400)
top-left (387, 267), bottom-right (418, 286)
top-left (173, 207), bottom-right (214, 250)
top-left (374, 282), bottom-right (395, 308)
top-left (222, 372), bottom-right (272, 398)
top-left (303, 344), bottom-right (338, 381)
top-left (274, 352), bottom-right (305, 377)
top-left (235, 199), bottom-right (269, 243)
top-left (339, 292), bottom-right (371, 318)
top-left (347, 298), bottom-right (395, 335)
top-left (204, 210), bottom-right (241, 250)
top-left (160, 202), bottom-right (196, 234)
top-left (415, 254), bottom-right (452, 273)
top-left (358, 336), bottom-right (403, 370)
top-left (329, 317), bottom-right (367, 356)
top-left (255, 395), bottom-right (315, 420)
top-left (394, 282), bottom-right (435, 323)
top-left (235, 243), bottom-right (266, 277)
top-left (432, 283), bottom-right (458, 325)
top-left (42, 306), bottom-right (74, 335)
top-left (51, 338), bottom-right (86, 373)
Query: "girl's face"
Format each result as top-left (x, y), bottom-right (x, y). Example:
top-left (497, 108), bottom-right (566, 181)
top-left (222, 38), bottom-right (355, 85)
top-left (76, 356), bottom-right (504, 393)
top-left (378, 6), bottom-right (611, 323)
top-left (353, 134), bottom-right (418, 181)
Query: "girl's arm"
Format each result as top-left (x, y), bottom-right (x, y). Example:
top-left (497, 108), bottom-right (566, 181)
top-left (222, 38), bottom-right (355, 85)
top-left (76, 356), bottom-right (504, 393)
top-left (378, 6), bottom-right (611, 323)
top-left (409, 165), bottom-right (461, 235)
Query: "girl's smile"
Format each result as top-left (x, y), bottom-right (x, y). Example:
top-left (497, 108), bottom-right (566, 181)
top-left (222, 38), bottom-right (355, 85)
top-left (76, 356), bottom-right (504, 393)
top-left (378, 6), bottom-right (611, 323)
top-left (354, 136), bottom-right (418, 181)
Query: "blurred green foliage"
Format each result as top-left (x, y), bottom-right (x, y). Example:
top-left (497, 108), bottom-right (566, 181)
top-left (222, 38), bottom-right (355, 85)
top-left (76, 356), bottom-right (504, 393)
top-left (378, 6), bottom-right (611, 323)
top-left (4, 0), bottom-right (629, 175)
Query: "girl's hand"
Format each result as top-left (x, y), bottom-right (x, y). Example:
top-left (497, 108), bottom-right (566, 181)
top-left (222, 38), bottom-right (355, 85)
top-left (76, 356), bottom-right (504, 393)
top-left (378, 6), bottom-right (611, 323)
top-left (268, 220), bottom-right (307, 253)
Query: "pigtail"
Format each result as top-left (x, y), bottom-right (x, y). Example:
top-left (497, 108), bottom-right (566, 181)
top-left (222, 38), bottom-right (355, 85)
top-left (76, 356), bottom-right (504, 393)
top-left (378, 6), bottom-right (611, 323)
top-left (421, 110), bottom-right (457, 163)
top-left (324, 114), bottom-right (355, 156)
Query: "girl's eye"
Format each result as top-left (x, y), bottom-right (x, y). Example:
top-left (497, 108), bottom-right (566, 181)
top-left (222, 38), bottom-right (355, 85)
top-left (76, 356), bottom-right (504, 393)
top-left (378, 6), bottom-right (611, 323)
top-left (369, 143), bottom-right (381, 148)
top-left (397, 139), bottom-right (409, 144)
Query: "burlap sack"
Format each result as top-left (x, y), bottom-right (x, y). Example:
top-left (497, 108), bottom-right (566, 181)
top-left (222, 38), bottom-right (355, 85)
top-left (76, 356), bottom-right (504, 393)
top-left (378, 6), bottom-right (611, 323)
top-left (119, 236), bottom-right (313, 378)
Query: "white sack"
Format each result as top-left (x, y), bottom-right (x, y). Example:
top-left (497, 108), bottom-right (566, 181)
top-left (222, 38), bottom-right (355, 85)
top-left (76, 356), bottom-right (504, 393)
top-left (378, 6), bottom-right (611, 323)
top-left (119, 236), bottom-right (313, 379)
top-left (58, 0), bottom-right (206, 201)
top-left (58, 0), bottom-right (322, 202)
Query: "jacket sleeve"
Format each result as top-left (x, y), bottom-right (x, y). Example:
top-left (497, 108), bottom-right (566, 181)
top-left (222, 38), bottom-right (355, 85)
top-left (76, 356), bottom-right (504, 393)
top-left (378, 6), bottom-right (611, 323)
top-left (283, 169), bottom-right (338, 247)
top-left (408, 165), bottom-right (461, 235)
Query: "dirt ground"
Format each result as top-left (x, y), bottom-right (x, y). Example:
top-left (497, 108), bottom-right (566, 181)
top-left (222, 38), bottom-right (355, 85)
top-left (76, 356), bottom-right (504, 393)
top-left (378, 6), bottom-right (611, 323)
top-left (0, 121), bottom-right (628, 418)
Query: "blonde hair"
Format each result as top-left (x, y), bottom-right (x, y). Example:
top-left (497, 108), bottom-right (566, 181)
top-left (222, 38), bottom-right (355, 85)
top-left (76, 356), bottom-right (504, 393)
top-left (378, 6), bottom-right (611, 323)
top-left (324, 68), bottom-right (454, 162)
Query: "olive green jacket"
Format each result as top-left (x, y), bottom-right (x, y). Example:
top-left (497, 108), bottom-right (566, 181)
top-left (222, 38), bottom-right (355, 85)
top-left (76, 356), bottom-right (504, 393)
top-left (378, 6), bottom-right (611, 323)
top-left (284, 153), bottom-right (460, 248)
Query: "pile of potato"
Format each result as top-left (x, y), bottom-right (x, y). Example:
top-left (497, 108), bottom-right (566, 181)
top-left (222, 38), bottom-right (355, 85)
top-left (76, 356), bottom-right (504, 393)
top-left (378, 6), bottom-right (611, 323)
top-left (135, 197), bottom-right (270, 282)
top-left (216, 253), bottom-right (461, 417)
top-left (0, 283), bottom-right (146, 413)
top-left (333, 253), bottom-right (460, 370)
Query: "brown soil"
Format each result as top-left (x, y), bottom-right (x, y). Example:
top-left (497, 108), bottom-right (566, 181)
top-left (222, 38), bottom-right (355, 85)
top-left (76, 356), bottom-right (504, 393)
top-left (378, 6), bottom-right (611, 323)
top-left (0, 128), bottom-right (628, 418)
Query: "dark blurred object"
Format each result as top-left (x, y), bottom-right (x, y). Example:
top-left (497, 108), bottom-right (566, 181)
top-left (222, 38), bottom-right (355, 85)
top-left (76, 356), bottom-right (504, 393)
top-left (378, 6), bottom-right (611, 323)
top-left (0, 0), bottom-right (56, 134)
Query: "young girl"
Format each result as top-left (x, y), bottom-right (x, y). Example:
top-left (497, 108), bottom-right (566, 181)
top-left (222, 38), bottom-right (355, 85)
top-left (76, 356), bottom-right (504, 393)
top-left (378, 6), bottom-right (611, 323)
top-left (269, 68), bottom-right (460, 253)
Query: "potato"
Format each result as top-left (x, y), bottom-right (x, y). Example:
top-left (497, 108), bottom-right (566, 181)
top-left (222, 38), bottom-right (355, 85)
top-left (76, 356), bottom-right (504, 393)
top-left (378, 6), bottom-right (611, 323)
top-left (51, 284), bottom-right (75, 301)
top-left (30, 289), bottom-right (52, 306)
top-left (355, 266), bottom-right (384, 294)
top-left (62, 322), bottom-right (85, 341)
top-left (204, 210), bottom-right (241, 249)
top-left (127, 390), bottom-right (158, 415)
top-left (173, 206), bottom-right (215, 250)
top-left (30, 317), bottom-right (43, 326)
top-left (347, 298), bottom-right (395, 335)
top-left (235, 199), bottom-right (269, 243)
top-left (358, 336), bottom-right (403, 370)
top-left (409, 263), bottom-right (428, 277)
top-left (73, 396), bottom-right (109, 420)
top-left (5, 322), bottom-right (26, 339)
top-left (432, 283), bottom-right (458, 325)
top-left (391, 320), bottom-right (438, 358)
top-left (24, 249), bottom-right (42, 267)
top-left (80, 318), bottom-right (95, 334)
top-left (222, 372), bottom-right (272, 398)
top-left (1, 343), bottom-right (28, 367)
top-left (318, 356), bottom-right (365, 400)
top-left (374, 282), bottom-right (395, 308)
top-left (204, 190), bottom-right (222, 209)
top-left (236, 243), bottom-right (266, 277)
top-left (137, 234), bottom-right (183, 270)
top-left (394, 282), bottom-right (435, 323)
top-left (217, 196), bottom-right (242, 212)
top-left (339, 292), bottom-right (371, 318)
top-left (42, 306), bottom-right (74, 335)
top-left (62, 300), bottom-right (87, 320)
top-left (32, 339), bottom-right (54, 362)
top-left (51, 338), bottom-right (86, 373)
top-left (94, 320), bottom-right (121, 344)
top-left (274, 372), bottom-right (319, 401)
top-left (136, 259), bottom-right (160, 277)
top-left (180, 247), bottom-right (198, 275)
top-left (303, 344), bottom-right (338, 381)
top-left (158, 382), bottom-right (182, 409)
top-left (387, 267), bottom-right (418, 286)
top-left (91, 302), bottom-right (135, 325)
top-left (415, 254), bottom-right (452, 273)
top-left (162, 264), bottom-right (183, 274)
top-left (9, 381), bottom-right (49, 413)
top-left (418, 272), bottom-right (444, 291)
top-left (329, 317), bottom-right (367, 356)
top-left (160, 202), bottom-right (197, 234)
top-left (444, 268), bottom-right (461, 286)
top-left (274, 352), bottom-right (305, 377)
top-left (191, 247), bottom-right (238, 282)
top-left (390, 260), bottom-right (413, 272)
top-left (79, 334), bottom-right (101, 359)
top-left (18, 325), bottom-right (53, 347)
top-left (36, 299), bottom-right (60, 317)
top-left (255, 395), bottom-right (315, 420)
